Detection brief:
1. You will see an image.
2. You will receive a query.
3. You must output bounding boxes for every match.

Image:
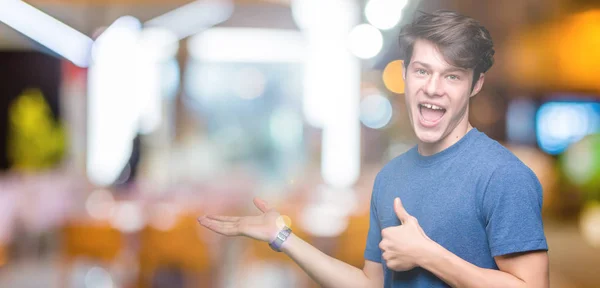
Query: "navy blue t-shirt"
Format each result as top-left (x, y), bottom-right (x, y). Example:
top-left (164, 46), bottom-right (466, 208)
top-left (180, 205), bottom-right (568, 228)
top-left (364, 128), bottom-right (548, 287)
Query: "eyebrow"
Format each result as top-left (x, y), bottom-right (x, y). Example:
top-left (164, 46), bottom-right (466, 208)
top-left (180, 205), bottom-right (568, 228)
top-left (411, 61), bottom-right (468, 74)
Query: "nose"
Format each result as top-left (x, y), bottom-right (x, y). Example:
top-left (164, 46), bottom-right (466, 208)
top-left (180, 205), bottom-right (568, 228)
top-left (424, 74), bottom-right (443, 97)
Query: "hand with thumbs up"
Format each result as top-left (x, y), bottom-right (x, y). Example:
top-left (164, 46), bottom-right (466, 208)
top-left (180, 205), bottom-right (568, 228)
top-left (198, 197), bottom-right (283, 243)
top-left (379, 197), bottom-right (434, 272)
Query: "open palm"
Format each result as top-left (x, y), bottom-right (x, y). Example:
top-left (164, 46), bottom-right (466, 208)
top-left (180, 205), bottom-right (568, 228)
top-left (198, 197), bottom-right (282, 242)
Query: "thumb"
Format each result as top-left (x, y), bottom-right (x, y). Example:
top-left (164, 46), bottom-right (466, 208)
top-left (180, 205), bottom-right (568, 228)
top-left (253, 197), bottom-right (271, 213)
top-left (394, 197), bottom-right (411, 224)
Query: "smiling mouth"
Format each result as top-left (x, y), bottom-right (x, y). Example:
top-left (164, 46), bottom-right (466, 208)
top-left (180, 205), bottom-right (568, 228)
top-left (419, 103), bottom-right (446, 122)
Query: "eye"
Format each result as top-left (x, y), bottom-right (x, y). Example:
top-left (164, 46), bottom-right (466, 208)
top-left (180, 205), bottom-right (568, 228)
top-left (415, 68), bottom-right (428, 76)
top-left (446, 74), bottom-right (460, 80)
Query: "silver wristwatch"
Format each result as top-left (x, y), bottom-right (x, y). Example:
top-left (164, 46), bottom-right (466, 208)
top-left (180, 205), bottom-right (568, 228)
top-left (269, 226), bottom-right (292, 252)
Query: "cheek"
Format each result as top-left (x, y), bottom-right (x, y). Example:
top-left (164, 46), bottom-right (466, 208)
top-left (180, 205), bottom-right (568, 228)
top-left (447, 89), bottom-right (471, 113)
top-left (404, 97), bottom-right (414, 116)
top-left (455, 96), bottom-right (471, 113)
top-left (403, 85), bottom-right (413, 99)
top-left (403, 88), bottom-right (418, 111)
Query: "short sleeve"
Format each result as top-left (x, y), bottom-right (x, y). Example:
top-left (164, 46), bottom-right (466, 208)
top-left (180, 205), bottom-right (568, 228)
top-left (482, 163), bottom-right (548, 257)
top-left (364, 174), bottom-right (383, 263)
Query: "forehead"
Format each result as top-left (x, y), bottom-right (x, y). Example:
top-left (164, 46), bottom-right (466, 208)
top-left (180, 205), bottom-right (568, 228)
top-left (410, 39), bottom-right (465, 72)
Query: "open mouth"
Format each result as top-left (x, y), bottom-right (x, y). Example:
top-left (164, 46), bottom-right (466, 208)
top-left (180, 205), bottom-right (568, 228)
top-left (419, 103), bottom-right (446, 123)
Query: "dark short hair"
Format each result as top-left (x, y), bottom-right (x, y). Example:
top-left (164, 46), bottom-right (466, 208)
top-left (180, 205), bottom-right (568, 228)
top-left (399, 10), bottom-right (495, 90)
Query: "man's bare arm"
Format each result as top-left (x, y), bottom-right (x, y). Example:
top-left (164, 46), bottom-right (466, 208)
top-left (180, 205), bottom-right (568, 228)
top-left (199, 197), bottom-right (383, 288)
top-left (281, 233), bottom-right (383, 288)
top-left (420, 243), bottom-right (549, 288)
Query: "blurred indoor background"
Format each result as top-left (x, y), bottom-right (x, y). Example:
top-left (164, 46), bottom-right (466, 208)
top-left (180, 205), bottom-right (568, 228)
top-left (0, 0), bottom-right (599, 287)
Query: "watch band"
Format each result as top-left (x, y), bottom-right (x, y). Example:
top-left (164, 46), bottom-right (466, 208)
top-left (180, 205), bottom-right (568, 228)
top-left (269, 226), bottom-right (292, 252)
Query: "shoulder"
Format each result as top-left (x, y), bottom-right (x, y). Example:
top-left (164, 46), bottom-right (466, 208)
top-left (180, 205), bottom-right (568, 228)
top-left (470, 131), bottom-right (538, 180)
top-left (472, 135), bottom-right (543, 209)
top-left (465, 132), bottom-right (542, 206)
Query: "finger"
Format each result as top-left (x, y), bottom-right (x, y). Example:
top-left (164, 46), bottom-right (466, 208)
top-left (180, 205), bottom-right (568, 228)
top-left (253, 197), bottom-right (271, 213)
top-left (379, 241), bottom-right (386, 251)
top-left (394, 197), bottom-right (411, 224)
top-left (199, 218), bottom-right (239, 236)
top-left (205, 215), bottom-right (241, 222)
top-left (381, 227), bottom-right (390, 238)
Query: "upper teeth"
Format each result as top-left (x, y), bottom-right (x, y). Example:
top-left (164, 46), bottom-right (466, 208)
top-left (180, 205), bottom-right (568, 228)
top-left (421, 103), bottom-right (443, 110)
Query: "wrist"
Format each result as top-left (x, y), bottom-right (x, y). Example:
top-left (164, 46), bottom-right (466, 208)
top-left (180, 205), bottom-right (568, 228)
top-left (269, 226), bottom-right (292, 252)
top-left (418, 239), bottom-right (443, 268)
top-left (268, 228), bottom-right (280, 243)
top-left (280, 232), bottom-right (296, 254)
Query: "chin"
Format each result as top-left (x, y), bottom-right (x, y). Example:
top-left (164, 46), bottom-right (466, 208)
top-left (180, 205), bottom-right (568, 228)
top-left (416, 131), bottom-right (442, 144)
top-left (413, 125), bottom-right (445, 144)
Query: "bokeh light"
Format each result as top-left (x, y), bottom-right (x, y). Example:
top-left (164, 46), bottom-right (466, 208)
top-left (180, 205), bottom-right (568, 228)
top-left (579, 202), bottom-right (600, 248)
top-left (360, 94), bottom-right (393, 129)
top-left (562, 134), bottom-right (600, 194)
top-left (298, 186), bottom-right (358, 237)
top-left (85, 189), bottom-right (115, 220)
top-left (555, 10), bottom-right (600, 91)
top-left (149, 203), bottom-right (180, 231)
top-left (300, 205), bottom-right (349, 238)
top-left (536, 102), bottom-right (600, 155)
top-left (276, 215), bottom-right (292, 230)
top-left (365, 0), bottom-right (408, 30)
top-left (382, 60), bottom-right (405, 94)
top-left (84, 266), bottom-right (114, 288)
top-left (291, 0), bottom-right (359, 32)
top-left (507, 10), bottom-right (600, 92)
top-left (348, 24), bottom-right (383, 59)
top-left (110, 201), bottom-right (144, 233)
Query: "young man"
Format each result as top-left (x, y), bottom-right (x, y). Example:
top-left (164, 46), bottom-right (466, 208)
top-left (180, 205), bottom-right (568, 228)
top-left (199, 10), bottom-right (549, 288)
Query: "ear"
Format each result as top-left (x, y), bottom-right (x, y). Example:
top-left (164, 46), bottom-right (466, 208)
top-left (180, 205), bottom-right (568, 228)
top-left (470, 73), bottom-right (485, 97)
top-left (402, 63), bottom-right (407, 80)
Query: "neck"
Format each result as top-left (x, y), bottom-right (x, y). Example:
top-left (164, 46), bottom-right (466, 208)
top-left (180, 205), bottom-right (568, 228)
top-left (418, 122), bottom-right (473, 156)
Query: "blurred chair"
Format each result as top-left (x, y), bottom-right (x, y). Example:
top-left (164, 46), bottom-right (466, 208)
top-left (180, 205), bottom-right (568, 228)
top-left (137, 214), bottom-right (214, 288)
top-left (332, 212), bottom-right (371, 269)
top-left (60, 221), bottom-right (124, 287)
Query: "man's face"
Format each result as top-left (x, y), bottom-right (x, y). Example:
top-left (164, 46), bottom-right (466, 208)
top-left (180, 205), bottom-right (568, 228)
top-left (403, 39), bottom-right (483, 146)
